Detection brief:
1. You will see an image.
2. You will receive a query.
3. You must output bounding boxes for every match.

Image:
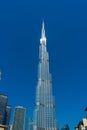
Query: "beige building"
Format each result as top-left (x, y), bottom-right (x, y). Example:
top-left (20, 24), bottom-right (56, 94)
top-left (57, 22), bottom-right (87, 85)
top-left (0, 124), bottom-right (8, 130)
top-left (75, 118), bottom-right (87, 130)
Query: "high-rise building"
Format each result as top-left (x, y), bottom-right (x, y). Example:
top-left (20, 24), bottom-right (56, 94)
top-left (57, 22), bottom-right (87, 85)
top-left (0, 94), bottom-right (11, 130)
top-left (0, 95), bottom-right (8, 124)
top-left (12, 106), bottom-right (26, 130)
top-left (31, 22), bottom-right (58, 130)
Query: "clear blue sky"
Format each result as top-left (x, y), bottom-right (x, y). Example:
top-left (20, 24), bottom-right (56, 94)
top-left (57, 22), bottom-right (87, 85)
top-left (0, 0), bottom-right (87, 130)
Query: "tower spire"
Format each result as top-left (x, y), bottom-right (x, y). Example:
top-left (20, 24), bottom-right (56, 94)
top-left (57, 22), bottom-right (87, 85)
top-left (40, 21), bottom-right (46, 45)
top-left (41, 20), bottom-right (45, 38)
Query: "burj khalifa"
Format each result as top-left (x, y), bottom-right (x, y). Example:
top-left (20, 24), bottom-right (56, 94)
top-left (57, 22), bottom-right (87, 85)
top-left (30, 22), bottom-right (58, 130)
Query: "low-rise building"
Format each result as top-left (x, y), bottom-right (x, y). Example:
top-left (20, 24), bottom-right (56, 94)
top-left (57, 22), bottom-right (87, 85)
top-left (75, 118), bottom-right (87, 130)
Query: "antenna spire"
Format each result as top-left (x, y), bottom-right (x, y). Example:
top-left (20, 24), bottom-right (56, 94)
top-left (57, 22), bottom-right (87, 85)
top-left (41, 20), bottom-right (45, 38)
top-left (40, 20), bottom-right (46, 45)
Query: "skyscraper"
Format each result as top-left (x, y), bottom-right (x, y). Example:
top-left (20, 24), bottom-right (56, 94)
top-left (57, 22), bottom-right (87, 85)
top-left (32, 22), bottom-right (58, 130)
top-left (0, 94), bottom-right (11, 130)
top-left (12, 106), bottom-right (26, 130)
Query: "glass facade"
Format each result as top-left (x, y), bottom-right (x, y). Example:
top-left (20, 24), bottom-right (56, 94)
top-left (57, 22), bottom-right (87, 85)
top-left (32, 22), bottom-right (58, 130)
top-left (12, 106), bottom-right (26, 130)
top-left (26, 119), bottom-right (33, 130)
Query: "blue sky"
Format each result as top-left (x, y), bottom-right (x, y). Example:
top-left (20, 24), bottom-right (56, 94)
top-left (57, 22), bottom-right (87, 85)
top-left (0, 0), bottom-right (87, 130)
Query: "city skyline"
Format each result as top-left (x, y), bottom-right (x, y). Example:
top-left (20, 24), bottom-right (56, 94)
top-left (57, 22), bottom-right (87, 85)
top-left (0, 0), bottom-right (87, 130)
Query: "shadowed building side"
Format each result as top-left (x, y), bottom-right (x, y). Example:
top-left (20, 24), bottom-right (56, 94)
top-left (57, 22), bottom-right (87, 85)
top-left (4, 106), bottom-right (11, 126)
top-left (0, 95), bottom-right (11, 130)
top-left (0, 95), bottom-right (8, 125)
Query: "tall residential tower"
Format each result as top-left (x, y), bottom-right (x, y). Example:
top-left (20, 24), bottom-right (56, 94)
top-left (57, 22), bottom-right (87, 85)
top-left (12, 106), bottom-right (26, 130)
top-left (32, 22), bottom-right (58, 130)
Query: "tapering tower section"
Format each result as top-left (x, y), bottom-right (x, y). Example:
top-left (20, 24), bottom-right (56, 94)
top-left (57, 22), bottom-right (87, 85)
top-left (33, 22), bottom-right (58, 130)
